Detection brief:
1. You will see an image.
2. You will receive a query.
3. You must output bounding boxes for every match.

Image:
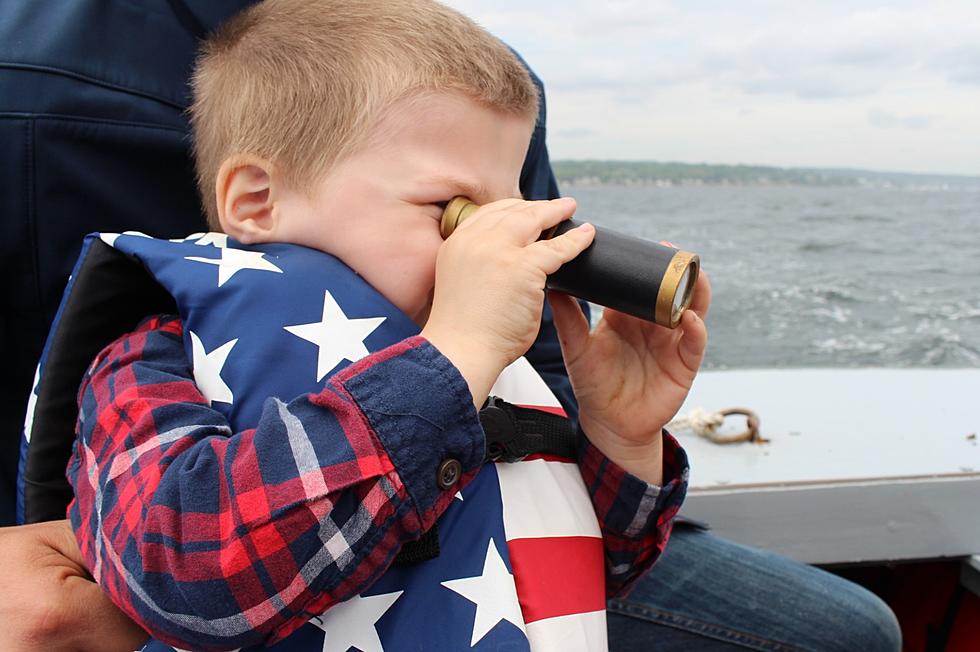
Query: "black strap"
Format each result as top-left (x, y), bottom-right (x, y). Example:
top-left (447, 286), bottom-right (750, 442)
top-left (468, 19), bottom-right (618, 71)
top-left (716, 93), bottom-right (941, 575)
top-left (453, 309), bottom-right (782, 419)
top-left (393, 526), bottom-right (440, 567)
top-left (480, 396), bottom-right (577, 463)
top-left (393, 396), bottom-right (576, 567)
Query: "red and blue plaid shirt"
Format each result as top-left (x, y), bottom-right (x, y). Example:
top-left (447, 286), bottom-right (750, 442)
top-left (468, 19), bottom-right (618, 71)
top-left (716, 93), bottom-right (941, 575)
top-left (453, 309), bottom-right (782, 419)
top-left (68, 315), bottom-right (688, 650)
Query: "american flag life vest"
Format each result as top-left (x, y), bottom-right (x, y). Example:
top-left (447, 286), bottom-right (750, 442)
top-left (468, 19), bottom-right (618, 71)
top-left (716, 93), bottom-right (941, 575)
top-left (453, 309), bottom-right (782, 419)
top-left (24, 232), bottom-right (607, 652)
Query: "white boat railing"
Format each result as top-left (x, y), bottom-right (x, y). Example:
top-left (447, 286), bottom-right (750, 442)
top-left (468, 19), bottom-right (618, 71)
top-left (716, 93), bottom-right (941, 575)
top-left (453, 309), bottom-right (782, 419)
top-left (673, 368), bottom-right (980, 565)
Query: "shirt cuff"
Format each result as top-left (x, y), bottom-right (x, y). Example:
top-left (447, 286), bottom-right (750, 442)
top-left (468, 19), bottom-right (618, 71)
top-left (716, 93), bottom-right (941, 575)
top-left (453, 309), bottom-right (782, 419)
top-left (339, 336), bottom-right (485, 528)
top-left (579, 430), bottom-right (689, 540)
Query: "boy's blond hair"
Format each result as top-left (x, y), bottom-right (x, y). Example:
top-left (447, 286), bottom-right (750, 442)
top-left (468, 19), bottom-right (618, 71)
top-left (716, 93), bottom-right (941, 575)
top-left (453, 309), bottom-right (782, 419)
top-left (191, 0), bottom-right (539, 228)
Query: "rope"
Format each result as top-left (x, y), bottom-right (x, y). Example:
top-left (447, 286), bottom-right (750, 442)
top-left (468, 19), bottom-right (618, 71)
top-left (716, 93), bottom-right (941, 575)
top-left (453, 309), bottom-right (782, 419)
top-left (667, 407), bottom-right (725, 437)
top-left (667, 407), bottom-right (765, 444)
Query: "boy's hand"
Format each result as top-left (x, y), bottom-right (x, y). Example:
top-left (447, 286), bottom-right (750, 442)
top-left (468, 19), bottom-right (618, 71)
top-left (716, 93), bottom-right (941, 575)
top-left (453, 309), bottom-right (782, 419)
top-left (550, 270), bottom-right (711, 485)
top-left (422, 197), bottom-right (595, 408)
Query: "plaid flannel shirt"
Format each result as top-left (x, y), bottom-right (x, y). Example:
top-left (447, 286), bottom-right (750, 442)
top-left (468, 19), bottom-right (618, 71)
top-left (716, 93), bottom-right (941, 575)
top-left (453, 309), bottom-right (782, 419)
top-left (68, 315), bottom-right (688, 650)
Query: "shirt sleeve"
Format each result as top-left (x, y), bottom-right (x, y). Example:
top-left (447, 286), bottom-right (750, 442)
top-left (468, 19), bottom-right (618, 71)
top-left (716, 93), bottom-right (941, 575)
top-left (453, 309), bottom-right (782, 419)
top-left (578, 430), bottom-right (689, 598)
top-left (67, 315), bottom-right (485, 651)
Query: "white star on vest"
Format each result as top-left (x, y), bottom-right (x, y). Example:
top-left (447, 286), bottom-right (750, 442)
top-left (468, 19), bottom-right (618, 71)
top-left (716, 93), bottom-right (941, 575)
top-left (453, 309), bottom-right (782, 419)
top-left (284, 290), bottom-right (386, 382)
top-left (185, 247), bottom-right (283, 286)
top-left (189, 331), bottom-right (237, 405)
top-left (441, 539), bottom-right (527, 646)
top-left (310, 591), bottom-right (402, 652)
top-left (190, 232), bottom-right (229, 248)
top-left (23, 365), bottom-right (40, 443)
top-left (100, 231), bottom-right (151, 248)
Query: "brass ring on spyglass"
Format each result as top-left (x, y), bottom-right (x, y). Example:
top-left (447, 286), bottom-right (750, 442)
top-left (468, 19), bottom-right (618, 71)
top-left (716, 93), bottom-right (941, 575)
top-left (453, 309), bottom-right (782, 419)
top-left (440, 196), bottom-right (480, 239)
top-left (440, 197), bottom-right (700, 329)
top-left (656, 249), bottom-right (700, 328)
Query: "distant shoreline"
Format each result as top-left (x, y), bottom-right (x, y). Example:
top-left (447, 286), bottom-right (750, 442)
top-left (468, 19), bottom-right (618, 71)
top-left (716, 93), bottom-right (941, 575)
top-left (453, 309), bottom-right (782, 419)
top-left (552, 160), bottom-right (980, 190)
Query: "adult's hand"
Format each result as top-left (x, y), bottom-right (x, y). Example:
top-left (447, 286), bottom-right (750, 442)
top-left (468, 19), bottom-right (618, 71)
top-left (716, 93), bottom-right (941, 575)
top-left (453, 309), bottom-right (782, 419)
top-left (0, 520), bottom-right (147, 652)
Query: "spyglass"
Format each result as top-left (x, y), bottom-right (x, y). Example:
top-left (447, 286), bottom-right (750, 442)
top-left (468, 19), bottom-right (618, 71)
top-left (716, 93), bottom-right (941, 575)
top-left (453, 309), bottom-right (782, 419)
top-left (441, 197), bottom-right (700, 329)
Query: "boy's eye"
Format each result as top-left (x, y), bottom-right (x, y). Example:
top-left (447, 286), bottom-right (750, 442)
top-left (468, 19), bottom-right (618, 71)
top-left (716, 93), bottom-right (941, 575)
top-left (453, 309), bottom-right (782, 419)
top-left (423, 201), bottom-right (448, 223)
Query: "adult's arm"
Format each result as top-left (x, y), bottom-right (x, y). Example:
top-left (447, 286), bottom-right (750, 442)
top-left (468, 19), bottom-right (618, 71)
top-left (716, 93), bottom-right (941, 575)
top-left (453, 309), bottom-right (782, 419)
top-left (0, 520), bottom-right (147, 652)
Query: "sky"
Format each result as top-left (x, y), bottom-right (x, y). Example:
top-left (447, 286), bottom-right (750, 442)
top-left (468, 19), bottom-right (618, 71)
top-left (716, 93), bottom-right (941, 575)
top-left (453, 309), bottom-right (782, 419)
top-left (443, 1), bottom-right (980, 175)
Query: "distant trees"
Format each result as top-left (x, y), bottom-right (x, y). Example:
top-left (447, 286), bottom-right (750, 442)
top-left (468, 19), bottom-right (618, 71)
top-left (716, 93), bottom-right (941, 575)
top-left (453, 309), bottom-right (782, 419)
top-left (551, 160), bottom-right (977, 190)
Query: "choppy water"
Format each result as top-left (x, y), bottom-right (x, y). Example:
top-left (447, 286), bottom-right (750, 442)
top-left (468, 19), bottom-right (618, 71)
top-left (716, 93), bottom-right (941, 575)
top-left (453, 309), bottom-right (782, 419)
top-left (564, 184), bottom-right (980, 369)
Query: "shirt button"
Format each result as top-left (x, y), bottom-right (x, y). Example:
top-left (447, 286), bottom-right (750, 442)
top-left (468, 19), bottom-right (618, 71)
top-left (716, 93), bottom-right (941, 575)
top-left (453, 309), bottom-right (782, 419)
top-left (437, 459), bottom-right (462, 489)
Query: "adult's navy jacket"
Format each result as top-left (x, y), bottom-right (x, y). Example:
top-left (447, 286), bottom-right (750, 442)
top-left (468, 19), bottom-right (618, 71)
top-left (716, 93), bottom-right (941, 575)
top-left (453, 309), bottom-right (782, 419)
top-left (0, 1), bottom-right (571, 526)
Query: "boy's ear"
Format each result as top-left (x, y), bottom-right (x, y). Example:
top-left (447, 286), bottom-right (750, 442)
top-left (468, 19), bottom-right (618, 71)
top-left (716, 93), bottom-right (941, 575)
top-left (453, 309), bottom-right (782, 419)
top-left (215, 155), bottom-right (279, 243)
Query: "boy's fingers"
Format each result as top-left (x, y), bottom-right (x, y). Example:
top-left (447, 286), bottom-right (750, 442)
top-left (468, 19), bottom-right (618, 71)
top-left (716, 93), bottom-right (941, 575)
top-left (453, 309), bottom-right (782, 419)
top-left (527, 221), bottom-right (595, 275)
top-left (678, 310), bottom-right (708, 373)
top-left (689, 269), bottom-right (711, 319)
top-left (528, 197), bottom-right (577, 232)
top-left (549, 292), bottom-right (590, 363)
top-left (455, 197), bottom-right (524, 231)
top-left (465, 197), bottom-right (577, 245)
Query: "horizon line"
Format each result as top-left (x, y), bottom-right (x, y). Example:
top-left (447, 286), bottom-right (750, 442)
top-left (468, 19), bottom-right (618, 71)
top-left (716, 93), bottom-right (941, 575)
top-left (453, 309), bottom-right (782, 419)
top-left (550, 158), bottom-right (980, 180)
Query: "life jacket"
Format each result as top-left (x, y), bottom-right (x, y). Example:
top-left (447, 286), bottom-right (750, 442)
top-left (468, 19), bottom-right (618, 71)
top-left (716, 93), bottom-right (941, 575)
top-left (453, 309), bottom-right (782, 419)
top-left (19, 232), bottom-right (607, 651)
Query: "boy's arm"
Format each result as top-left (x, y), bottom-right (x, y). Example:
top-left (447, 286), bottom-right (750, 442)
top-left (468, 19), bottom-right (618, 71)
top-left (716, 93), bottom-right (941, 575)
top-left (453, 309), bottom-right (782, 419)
top-left (68, 314), bottom-right (485, 651)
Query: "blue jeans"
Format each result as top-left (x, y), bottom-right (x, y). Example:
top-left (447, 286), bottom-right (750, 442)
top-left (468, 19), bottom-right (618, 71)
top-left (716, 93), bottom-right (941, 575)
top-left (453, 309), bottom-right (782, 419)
top-left (607, 526), bottom-right (902, 651)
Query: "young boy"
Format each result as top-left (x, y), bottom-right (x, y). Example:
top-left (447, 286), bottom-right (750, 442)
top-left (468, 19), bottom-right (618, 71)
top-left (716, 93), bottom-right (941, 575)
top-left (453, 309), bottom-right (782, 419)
top-left (66, 0), bottom-right (708, 650)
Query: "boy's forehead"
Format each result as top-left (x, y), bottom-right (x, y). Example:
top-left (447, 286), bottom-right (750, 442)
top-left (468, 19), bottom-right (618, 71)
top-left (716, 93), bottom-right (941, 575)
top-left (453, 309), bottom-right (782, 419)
top-left (374, 91), bottom-right (534, 142)
top-left (364, 92), bottom-right (533, 191)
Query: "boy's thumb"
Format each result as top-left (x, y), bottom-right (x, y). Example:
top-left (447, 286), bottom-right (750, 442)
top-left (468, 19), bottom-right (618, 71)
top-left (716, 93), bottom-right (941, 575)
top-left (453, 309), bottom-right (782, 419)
top-left (548, 292), bottom-right (590, 363)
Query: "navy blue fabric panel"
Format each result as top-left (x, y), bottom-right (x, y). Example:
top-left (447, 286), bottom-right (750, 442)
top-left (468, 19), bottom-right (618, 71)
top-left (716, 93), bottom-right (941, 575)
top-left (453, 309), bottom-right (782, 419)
top-left (179, 0), bottom-right (258, 35)
top-left (31, 118), bottom-right (202, 305)
top-left (0, 1), bottom-right (247, 109)
top-left (0, 66), bottom-right (190, 129)
top-left (0, 117), bottom-right (34, 525)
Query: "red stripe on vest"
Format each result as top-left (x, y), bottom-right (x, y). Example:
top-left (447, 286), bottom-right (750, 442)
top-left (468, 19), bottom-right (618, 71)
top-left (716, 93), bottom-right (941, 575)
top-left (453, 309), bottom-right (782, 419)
top-left (507, 535), bottom-right (606, 624)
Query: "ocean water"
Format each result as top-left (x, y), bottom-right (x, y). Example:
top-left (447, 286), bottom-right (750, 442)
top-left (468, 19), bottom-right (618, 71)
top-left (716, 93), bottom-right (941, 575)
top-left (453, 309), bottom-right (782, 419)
top-left (563, 184), bottom-right (980, 369)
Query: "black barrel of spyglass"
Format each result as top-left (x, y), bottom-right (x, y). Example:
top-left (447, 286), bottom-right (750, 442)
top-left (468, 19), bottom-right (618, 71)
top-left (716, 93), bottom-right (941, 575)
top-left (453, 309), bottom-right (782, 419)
top-left (545, 218), bottom-right (694, 327)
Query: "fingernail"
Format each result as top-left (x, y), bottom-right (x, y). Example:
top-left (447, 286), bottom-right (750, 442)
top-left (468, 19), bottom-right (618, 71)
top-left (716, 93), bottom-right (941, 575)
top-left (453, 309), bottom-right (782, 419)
top-left (576, 222), bottom-right (594, 233)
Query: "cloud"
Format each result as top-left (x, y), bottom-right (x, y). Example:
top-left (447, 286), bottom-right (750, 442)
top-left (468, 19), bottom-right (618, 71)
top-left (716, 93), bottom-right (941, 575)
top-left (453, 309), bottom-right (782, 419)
top-left (932, 47), bottom-right (980, 85)
top-left (869, 110), bottom-right (932, 130)
top-left (443, 0), bottom-right (980, 174)
top-left (554, 127), bottom-right (598, 139)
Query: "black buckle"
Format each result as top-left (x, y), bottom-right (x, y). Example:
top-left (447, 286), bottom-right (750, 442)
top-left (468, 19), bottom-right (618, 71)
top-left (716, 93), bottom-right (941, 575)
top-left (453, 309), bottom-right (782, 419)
top-left (480, 396), bottom-right (548, 463)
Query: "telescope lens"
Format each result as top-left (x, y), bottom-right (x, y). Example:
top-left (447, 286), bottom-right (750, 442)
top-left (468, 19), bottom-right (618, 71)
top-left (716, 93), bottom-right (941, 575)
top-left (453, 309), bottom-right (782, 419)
top-left (673, 265), bottom-right (692, 320)
top-left (658, 254), bottom-right (699, 328)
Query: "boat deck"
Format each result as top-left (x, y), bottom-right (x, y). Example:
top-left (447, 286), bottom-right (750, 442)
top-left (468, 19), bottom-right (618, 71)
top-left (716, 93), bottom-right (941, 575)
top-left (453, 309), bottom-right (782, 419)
top-left (674, 368), bottom-right (980, 564)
